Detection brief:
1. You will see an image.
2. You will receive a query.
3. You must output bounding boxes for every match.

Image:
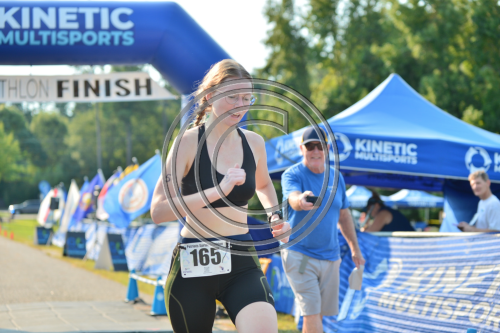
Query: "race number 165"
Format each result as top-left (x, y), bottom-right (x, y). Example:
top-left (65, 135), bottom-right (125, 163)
top-left (189, 248), bottom-right (222, 266)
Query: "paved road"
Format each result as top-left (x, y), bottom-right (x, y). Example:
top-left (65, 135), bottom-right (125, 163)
top-left (0, 235), bottom-right (173, 332)
top-left (0, 235), bottom-right (138, 304)
top-left (0, 234), bottom-right (235, 332)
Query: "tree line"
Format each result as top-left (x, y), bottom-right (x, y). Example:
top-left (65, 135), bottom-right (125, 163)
top-left (2, 0), bottom-right (500, 207)
top-left (258, 0), bottom-right (500, 133)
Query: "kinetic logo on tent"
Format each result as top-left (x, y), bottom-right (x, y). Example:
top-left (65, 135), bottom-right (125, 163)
top-left (331, 134), bottom-right (418, 165)
top-left (0, 7), bottom-right (135, 46)
top-left (465, 146), bottom-right (500, 173)
top-left (331, 132), bottom-right (353, 162)
top-left (354, 138), bottom-right (418, 165)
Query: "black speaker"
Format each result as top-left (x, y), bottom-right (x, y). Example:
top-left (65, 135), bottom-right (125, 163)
top-left (50, 197), bottom-right (60, 210)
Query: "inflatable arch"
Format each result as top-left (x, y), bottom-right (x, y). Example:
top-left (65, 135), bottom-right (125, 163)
top-left (0, 1), bottom-right (231, 95)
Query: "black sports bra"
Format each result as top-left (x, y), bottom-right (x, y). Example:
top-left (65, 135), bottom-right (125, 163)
top-left (180, 124), bottom-right (256, 208)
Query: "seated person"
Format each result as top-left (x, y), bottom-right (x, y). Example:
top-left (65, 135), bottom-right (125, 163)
top-left (361, 193), bottom-right (414, 232)
top-left (458, 171), bottom-right (500, 232)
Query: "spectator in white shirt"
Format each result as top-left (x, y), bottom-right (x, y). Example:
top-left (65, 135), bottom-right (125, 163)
top-left (458, 170), bottom-right (500, 232)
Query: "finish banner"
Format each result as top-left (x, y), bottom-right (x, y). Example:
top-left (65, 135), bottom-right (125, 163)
top-left (0, 71), bottom-right (176, 103)
top-left (322, 232), bottom-right (500, 333)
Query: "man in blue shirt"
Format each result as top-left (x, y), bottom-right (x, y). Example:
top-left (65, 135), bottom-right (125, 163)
top-left (281, 127), bottom-right (365, 333)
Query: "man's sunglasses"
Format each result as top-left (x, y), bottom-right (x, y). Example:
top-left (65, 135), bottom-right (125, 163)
top-left (304, 142), bottom-right (325, 151)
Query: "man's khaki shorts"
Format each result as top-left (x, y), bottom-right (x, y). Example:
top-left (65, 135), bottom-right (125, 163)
top-left (281, 249), bottom-right (340, 316)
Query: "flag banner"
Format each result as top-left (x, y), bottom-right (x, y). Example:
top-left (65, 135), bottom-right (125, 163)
top-left (248, 217), bottom-right (279, 258)
top-left (96, 171), bottom-right (121, 221)
top-left (38, 180), bottom-right (51, 199)
top-left (123, 227), bottom-right (139, 252)
top-left (125, 224), bottom-right (157, 272)
top-left (0, 72), bottom-right (177, 103)
top-left (104, 154), bottom-right (161, 228)
top-left (51, 231), bottom-right (66, 248)
top-left (69, 173), bottom-right (104, 229)
top-left (314, 232), bottom-right (500, 333)
top-left (37, 187), bottom-right (65, 226)
top-left (119, 164), bottom-right (139, 180)
top-left (68, 221), bottom-right (92, 233)
top-left (59, 180), bottom-right (80, 233)
top-left (141, 222), bottom-right (180, 276)
top-left (265, 254), bottom-right (295, 315)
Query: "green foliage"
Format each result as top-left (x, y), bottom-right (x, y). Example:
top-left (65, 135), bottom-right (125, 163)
top-left (31, 112), bottom-right (69, 165)
top-left (259, 0), bottom-right (311, 99)
top-left (0, 123), bottom-right (23, 182)
top-left (0, 105), bottom-right (47, 167)
top-left (259, 0), bottom-right (500, 135)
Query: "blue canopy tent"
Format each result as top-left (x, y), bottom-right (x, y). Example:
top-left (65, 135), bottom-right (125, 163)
top-left (345, 185), bottom-right (392, 209)
top-left (266, 74), bottom-right (500, 231)
top-left (388, 189), bottom-right (443, 208)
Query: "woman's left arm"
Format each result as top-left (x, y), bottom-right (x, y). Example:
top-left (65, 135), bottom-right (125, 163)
top-left (249, 133), bottom-right (290, 242)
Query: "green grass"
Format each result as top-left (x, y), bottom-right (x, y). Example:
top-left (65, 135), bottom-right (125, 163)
top-left (277, 313), bottom-right (300, 332)
top-left (0, 217), bottom-right (299, 332)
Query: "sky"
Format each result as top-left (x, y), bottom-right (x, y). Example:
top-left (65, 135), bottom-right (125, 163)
top-left (0, 0), bottom-right (285, 78)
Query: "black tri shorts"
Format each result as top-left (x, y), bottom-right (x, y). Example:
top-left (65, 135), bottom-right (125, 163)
top-left (164, 233), bottom-right (275, 333)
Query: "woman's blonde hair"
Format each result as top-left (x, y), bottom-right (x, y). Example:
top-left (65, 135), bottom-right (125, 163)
top-left (193, 59), bottom-right (251, 126)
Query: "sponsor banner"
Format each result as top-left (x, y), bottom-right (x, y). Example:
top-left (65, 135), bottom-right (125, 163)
top-left (107, 233), bottom-right (128, 271)
top-left (35, 226), bottom-right (53, 245)
top-left (125, 224), bottom-right (156, 272)
top-left (63, 231), bottom-right (86, 258)
top-left (265, 254), bottom-right (295, 315)
top-left (314, 232), bottom-right (500, 333)
top-left (141, 222), bottom-right (180, 276)
top-left (269, 130), bottom-right (500, 183)
top-left (0, 72), bottom-right (176, 103)
top-left (247, 217), bottom-right (279, 257)
top-left (0, 6), bottom-right (136, 47)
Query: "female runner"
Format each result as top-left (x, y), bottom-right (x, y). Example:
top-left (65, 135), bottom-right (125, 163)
top-left (151, 59), bottom-right (291, 333)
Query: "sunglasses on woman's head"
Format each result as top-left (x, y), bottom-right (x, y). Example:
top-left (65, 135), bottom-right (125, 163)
top-left (304, 142), bottom-right (324, 151)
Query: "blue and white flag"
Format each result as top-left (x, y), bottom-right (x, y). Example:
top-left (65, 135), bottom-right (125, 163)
top-left (125, 224), bottom-right (157, 272)
top-left (141, 222), bottom-right (180, 276)
top-left (52, 180), bottom-right (81, 247)
top-left (104, 154), bottom-right (161, 228)
top-left (69, 173), bottom-right (104, 229)
top-left (59, 180), bottom-right (80, 233)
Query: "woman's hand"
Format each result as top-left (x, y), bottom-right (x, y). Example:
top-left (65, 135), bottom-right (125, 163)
top-left (220, 164), bottom-right (246, 196)
top-left (271, 220), bottom-right (291, 243)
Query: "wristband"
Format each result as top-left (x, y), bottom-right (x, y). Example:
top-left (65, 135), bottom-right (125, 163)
top-left (268, 210), bottom-right (283, 223)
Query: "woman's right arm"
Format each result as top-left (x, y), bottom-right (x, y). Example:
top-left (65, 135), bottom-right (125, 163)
top-left (151, 135), bottom-right (245, 224)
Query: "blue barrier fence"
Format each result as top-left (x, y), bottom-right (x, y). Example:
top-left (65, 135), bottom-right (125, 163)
top-left (313, 232), bottom-right (500, 333)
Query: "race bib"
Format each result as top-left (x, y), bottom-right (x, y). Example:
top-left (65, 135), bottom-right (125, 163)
top-left (180, 241), bottom-right (231, 278)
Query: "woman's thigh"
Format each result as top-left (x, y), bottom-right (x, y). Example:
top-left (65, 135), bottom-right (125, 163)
top-left (235, 301), bottom-right (278, 333)
top-left (218, 261), bottom-right (275, 323)
top-left (165, 249), bottom-right (217, 333)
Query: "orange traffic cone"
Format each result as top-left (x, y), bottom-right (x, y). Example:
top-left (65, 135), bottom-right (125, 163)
top-left (10, 232), bottom-right (14, 240)
top-left (3, 230), bottom-right (7, 237)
